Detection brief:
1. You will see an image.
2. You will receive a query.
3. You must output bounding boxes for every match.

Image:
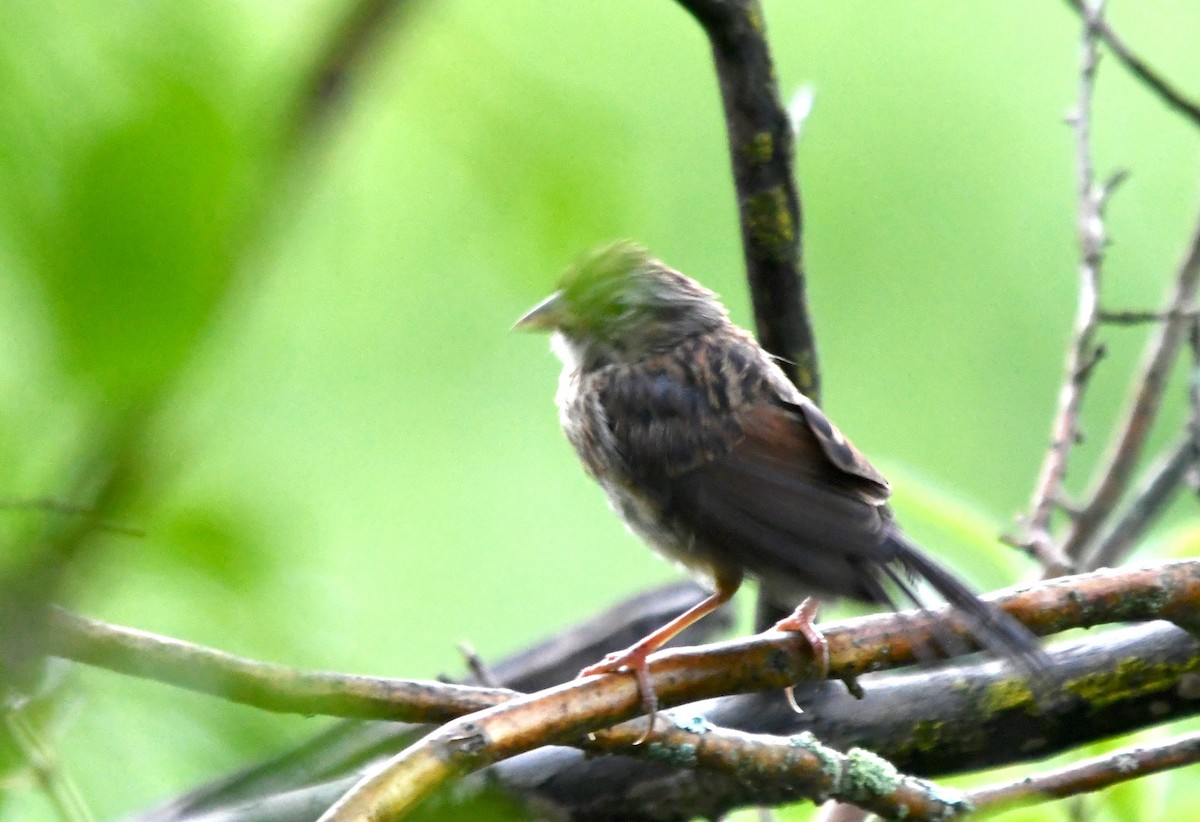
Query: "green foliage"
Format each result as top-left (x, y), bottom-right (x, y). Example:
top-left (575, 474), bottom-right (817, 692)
top-left (34, 78), bottom-right (242, 405)
top-left (0, 0), bottom-right (1198, 819)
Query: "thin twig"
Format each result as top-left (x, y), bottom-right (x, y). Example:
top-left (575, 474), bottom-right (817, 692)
top-left (44, 607), bottom-right (518, 722)
top-left (1019, 0), bottom-right (1110, 574)
top-left (4, 704), bottom-right (95, 822)
top-left (674, 0), bottom-right (817, 401)
top-left (1062, 0), bottom-right (1200, 129)
top-left (0, 497), bottom-right (145, 538)
top-left (456, 641), bottom-right (500, 688)
top-left (1190, 318), bottom-right (1200, 482)
top-left (1063, 207), bottom-right (1200, 561)
top-left (1099, 308), bottom-right (1200, 325)
top-left (968, 730), bottom-right (1200, 814)
top-left (1084, 439), bottom-right (1194, 570)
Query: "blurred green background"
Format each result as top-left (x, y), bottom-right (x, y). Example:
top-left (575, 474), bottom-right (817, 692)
top-left (1, 1), bottom-right (1198, 819)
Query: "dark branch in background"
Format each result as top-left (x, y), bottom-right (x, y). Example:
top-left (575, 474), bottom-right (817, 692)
top-left (286, 0), bottom-right (423, 144)
top-left (1017, 0), bottom-right (1112, 575)
top-left (1062, 0), bottom-right (1200, 128)
top-left (676, 0), bottom-right (817, 400)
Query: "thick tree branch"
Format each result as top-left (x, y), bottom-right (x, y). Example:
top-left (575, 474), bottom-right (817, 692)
top-left (133, 584), bottom-right (736, 821)
top-left (150, 620), bottom-right (1200, 822)
top-left (585, 723), bottom-right (967, 822)
top-left (675, 0), bottom-right (816, 400)
top-left (484, 621), bottom-right (1200, 822)
top-left (313, 561), bottom-right (1200, 820)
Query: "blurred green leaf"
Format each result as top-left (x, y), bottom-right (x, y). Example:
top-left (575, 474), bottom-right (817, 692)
top-left (1156, 523), bottom-right (1200, 561)
top-left (159, 503), bottom-right (271, 587)
top-left (33, 75), bottom-right (241, 406)
top-left (1099, 766), bottom-right (1169, 822)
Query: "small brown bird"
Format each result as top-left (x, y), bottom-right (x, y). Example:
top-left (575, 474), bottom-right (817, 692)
top-left (517, 241), bottom-right (1044, 709)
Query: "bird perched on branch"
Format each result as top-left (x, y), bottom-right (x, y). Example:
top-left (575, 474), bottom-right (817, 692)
top-left (516, 240), bottom-right (1046, 714)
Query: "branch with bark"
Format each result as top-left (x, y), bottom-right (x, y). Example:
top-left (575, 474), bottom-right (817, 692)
top-left (57, 561), bottom-right (1200, 820)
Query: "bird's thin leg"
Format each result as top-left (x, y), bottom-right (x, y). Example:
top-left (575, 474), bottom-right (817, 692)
top-left (579, 574), bottom-right (741, 739)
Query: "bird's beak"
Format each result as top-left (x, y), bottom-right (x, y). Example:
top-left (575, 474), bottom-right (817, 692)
top-left (513, 290), bottom-right (567, 332)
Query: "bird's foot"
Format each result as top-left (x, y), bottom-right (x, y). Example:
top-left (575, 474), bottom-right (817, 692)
top-left (579, 647), bottom-right (658, 742)
top-left (770, 598), bottom-right (829, 714)
top-left (770, 597), bottom-right (830, 678)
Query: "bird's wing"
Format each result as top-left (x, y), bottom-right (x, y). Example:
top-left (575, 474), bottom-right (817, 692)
top-left (597, 335), bottom-right (898, 602)
top-left (777, 396), bottom-right (891, 504)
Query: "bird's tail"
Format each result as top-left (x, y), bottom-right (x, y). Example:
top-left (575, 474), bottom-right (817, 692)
top-left (888, 530), bottom-right (1050, 676)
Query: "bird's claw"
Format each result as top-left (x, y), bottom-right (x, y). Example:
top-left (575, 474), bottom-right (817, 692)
top-left (579, 648), bottom-right (659, 743)
top-left (770, 596), bottom-right (831, 678)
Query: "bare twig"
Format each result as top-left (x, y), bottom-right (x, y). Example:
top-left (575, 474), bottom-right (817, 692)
top-left (456, 641), bottom-right (500, 688)
top-left (4, 704), bottom-right (95, 822)
top-left (1019, 0), bottom-right (1111, 574)
top-left (0, 498), bottom-right (145, 538)
top-left (44, 607), bottom-right (518, 722)
top-left (968, 730), bottom-right (1200, 814)
top-left (1062, 0), bottom-right (1200, 129)
top-left (1063, 207), bottom-right (1200, 561)
top-left (674, 0), bottom-right (817, 400)
top-left (1084, 438), bottom-right (1195, 569)
top-left (1190, 318), bottom-right (1200, 479)
top-left (1099, 308), bottom-right (1200, 325)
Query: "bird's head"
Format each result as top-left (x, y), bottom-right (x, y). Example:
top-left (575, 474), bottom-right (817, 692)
top-left (515, 241), bottom-right (728, 367)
